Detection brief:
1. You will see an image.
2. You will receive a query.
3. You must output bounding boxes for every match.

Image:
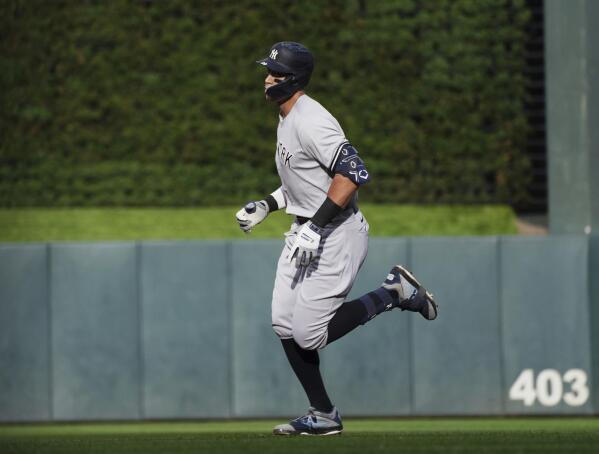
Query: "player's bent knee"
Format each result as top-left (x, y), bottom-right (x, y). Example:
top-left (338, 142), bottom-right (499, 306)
top-left (272, 323), bottom-right (292, 340)
top-left (292, 327), bottom-right (327, 351)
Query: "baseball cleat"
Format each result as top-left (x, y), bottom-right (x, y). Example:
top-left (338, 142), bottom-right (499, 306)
top-left (273, 407), bottom-right (343, 436)
top-left (382, 265), bottom-right (438, 320)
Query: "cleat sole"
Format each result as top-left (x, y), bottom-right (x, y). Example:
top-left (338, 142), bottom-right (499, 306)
top-left (273, 429), bottom-right (343, 436)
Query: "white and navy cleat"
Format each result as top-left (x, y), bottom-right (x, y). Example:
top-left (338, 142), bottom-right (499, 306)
top-left (382, 265), bottom-right (438, 320)
top-left (273, 407), bottom-right (343, 436)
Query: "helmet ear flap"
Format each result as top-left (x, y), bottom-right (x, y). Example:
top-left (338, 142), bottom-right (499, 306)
top-left (265, 75), bottom-right (299, 103)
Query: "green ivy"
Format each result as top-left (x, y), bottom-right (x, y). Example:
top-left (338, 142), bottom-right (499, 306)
top-left (0, 0), bottom-right (531, 206)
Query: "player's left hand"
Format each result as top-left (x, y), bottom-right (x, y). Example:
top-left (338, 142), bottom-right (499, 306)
top-left (288, 221), bottom-right (322, 267)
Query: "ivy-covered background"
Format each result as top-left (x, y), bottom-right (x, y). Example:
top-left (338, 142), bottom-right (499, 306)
top-left (0, 0), bottom-right (531, 207)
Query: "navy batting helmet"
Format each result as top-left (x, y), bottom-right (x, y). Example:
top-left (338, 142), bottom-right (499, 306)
top-left (257, 42), bottom-right (314, 102)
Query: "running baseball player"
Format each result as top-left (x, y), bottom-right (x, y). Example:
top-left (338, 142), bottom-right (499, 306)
top-left (236, 42), bottom-right (438, 436)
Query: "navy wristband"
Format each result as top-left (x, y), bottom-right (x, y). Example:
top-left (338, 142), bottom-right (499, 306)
top-left (264, 195), bottom-right (279, 213)
top-left (311, 197), bottom-right (343, 228)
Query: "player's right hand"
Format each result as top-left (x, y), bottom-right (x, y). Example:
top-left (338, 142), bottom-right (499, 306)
top-left (235, 201), bottom-right (269, 233)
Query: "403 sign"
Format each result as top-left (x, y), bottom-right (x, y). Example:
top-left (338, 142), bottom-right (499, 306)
top-left (509, 369), bottom-right (589, 407)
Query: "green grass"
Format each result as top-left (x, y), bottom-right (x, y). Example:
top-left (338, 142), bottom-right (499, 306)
top-left (0, 205), bottom-right (517, 242)
top-left (1, 418), bottom-right (597, 453)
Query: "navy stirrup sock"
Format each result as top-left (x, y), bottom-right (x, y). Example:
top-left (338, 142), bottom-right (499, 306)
top-left (280, 338), bottom-right (333, 413)
top-left (356, 287), bottom-right (398, 323)
top-left (326, 287), bottom-right (397, 345)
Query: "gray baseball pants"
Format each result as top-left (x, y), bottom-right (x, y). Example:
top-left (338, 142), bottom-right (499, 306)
top-left (271, 209), bottom-right (369, 350)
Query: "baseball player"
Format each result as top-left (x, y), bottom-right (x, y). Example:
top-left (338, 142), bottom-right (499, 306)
top-left (236, 42), bottom-right (438, 436)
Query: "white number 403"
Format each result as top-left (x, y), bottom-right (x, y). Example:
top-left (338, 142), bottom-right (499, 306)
top-left (509, 369), bottom-right (589, 407)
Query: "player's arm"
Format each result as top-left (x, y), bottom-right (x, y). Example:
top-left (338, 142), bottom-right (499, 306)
top-left (312, 142), bottom-right (370, 227)
top-left (236, 187), bottom-right (286, 233)
top-left (289, 143), bottom-right (370, 266)
top-left (324, 173), bottom-right (358, 210)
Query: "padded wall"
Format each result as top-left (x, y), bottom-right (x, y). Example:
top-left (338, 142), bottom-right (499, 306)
top-left (50, 243), bottom-right (140, 420)
top-left (140, 241), bottom-right (231, 418)
top-left (0, 236), bottom-right (595, 421)
top-left (501, 236), bottom-right (592, 414)
top-left (0, 245), bottom-right (50, 421)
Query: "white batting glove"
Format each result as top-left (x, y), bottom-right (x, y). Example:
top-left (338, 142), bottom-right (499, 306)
top-left (236, 201), bottom-right (269, 233)
top-left (288, 221), bottom-right (322, 267)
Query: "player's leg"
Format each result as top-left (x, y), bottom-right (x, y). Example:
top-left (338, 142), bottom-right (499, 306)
top-left (273, 307), bottom-right (345, 435)
top-left (271, 224), bottom-right (338, 434)
top-left (326, 265), bottom-right (438, 345)
top-left (272, 214), bottom-right (367, 435)
top-left (291, 211), bottom-right (369, 350)
top-left (274, 337), bottom-right (343, 436)
top-left (279, 338), bottom-right (333, 412)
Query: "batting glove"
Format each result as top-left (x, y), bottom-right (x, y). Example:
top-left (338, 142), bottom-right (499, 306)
top-left (288, 221), bottom-right (322, 267)
top-left (236, 201), bottom-right (269, 233)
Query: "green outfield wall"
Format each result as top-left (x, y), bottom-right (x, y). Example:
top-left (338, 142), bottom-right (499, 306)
top-left (0, 236), bottom-right (597, 421)
top-left (546, 0), bottom-right (599, 234)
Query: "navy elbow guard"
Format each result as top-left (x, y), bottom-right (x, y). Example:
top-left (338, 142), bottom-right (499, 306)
top-left (332, 143), bottom-right (371, 185)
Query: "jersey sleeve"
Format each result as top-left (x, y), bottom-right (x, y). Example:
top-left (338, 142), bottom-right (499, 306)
top-left (297, 114), bottom-right (348, 174)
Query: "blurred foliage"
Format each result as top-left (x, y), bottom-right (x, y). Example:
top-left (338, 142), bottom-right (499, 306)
top-left (0, 0), bottom-right (531, 206)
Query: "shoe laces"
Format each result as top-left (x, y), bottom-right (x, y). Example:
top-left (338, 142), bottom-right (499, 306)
top-left (294, 409), bottom-right (317, 425)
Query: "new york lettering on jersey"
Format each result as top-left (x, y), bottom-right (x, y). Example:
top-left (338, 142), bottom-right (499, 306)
top-left (276, 142), bottom-right (293, 168)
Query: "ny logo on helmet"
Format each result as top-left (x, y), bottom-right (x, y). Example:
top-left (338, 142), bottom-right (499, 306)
top-left (270, 49), bottom-right (278, 60)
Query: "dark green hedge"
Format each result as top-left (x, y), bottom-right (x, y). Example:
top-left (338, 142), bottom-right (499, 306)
top-left (0, 0), bottom-right (531, 206)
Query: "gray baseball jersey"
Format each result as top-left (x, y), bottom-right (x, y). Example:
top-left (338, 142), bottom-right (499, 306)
top-left (271, 94), bottom-right (369, 349)
top-left (275, 95), bottom-right (353, 218)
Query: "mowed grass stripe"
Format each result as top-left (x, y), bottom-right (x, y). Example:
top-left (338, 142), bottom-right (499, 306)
top-left (1, 418), bottom-right (598, 436)
top-left (0, 204), bottom-right (517, 242)
top-left (1, 419), bottom-right (598, 454)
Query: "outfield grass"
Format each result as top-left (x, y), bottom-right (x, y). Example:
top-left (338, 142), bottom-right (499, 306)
top-left (0, 204), bottom-right (517, 242)
top-left (1, 418), bottom-right (597, 453)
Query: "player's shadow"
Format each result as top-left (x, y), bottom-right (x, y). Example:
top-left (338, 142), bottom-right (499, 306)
top-left (290, 224), bottom-right (336, 287)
